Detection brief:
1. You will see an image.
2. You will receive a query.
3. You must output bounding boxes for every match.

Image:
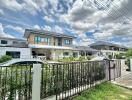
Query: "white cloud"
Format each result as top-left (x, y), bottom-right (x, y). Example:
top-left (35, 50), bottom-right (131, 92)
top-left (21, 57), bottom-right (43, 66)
top-left (60, 0), bottom-right (132, 43)
top-left (0, 0), bottom-right (47, 15)
top-left (54, 25), bottom-right (63, 33)
top-left (60, 0), bottom-right (105, 34)
top-left (43, 25), bottom-right (52, 31)
top-left (93, 32), bottom-right (112, 40)
top-left (0, 0), bottom-right (23, 11)
top-left (23, 0), bottom-right (40, 15)
top-left (33, 25), bottom-right (41, 30)
top-left (73, 33), bottom-right (94, 46)
top-left (43, 16), bottom-right (54, 22)
top-left (0, 9), bottom-right (4, 16)
top-left (48, 0), bottom-right (59, 12)
top-left (5, 25), bottom-right (24, 33)
top-left (0, 23), bottom-right (14, 38)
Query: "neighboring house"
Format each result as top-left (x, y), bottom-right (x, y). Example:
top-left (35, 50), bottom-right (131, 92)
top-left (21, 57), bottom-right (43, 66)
top-left (0, 37), bottom-right (31, 59)
top-left (24, 29), bottom-right (98, 60)
top-left (89, 41), bottom-right (128, 59)
top-left (73, 46), bottom-right (99, 57)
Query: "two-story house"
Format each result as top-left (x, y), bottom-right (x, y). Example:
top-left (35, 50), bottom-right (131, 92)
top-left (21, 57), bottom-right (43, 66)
top-left (90, 41), bottom-right (128, 59)
top-left (0, 37), bottom-right (31, 59)
top-left (24, 29), bottom-right (99, 60)
top-left (24, 29), bottom-right (79, 60)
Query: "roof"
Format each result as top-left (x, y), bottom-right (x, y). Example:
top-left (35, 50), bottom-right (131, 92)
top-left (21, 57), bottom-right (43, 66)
top-left (0, 37), bottom-right (26, 42)
top-left (24, 29), bottom-right (76, 39)
top-left (73, 46), bottom-right (99, 51)
top-left (89, 41), bottom-right (128, 49)
top-left (29, 44), bottom-right (73, 50)
top-left (28, 44), bottom-right (99, 51)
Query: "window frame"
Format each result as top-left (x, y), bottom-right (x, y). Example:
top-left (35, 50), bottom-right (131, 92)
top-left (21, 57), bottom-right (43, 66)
top-left (1, 40), bottom-right (8, 44)
top-left (63, 52), bottom-right (69, 56)
top-left (6, 51), bottom-right (20, 58)
top-left (34, 36), bottom-right (41, 44)
top-left (64, 39), bottom-right (70, 45)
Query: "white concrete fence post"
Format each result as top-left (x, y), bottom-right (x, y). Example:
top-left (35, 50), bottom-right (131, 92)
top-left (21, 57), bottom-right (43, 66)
top-left (130, 59), bottom-right (132, 72)
top-left (32, 64), bottom-right (41, 100)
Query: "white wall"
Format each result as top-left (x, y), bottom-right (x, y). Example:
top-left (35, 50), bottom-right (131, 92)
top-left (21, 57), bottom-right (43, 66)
top-left (0, 39), bottom-right (13, 46)
top-left (0, 47), bottom-right (31, 59)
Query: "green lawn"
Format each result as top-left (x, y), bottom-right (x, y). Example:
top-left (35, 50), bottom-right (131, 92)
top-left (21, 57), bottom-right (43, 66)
top-left (73, 82), bottom-right (132, 100)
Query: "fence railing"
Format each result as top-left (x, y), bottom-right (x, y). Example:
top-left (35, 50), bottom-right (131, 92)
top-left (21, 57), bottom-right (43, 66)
top-left (0, 64), bottom-right (33, 100)
top-left (41, 61), bottom-right (109, 100)
top-left (0, 60), bottom-right (121, 100)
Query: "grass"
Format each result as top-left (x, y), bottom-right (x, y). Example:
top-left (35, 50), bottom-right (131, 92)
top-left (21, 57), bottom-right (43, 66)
top-left (73, 82), bottom-right (132, 100)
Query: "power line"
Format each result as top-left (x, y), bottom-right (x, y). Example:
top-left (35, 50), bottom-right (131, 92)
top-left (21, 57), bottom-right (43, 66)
top-left (94, 0), bottom-right (131, 22)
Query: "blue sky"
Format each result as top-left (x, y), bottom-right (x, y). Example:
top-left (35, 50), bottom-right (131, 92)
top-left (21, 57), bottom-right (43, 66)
top-left (0, 0), bottom-right (132, 46)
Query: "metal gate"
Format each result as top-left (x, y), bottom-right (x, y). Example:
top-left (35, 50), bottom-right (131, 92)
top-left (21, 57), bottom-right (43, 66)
top-left (109, 60), bottom-right (121, 81)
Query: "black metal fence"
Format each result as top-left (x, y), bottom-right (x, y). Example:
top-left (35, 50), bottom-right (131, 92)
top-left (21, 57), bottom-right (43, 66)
top-left (0, 64), bottom-right (32, 100)
top-left (0, 60), bottom-right (121, 100)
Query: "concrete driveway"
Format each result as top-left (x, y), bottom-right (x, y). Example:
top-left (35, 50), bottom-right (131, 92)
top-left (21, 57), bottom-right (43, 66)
top-left (112, 63), bottom-right (132, 89)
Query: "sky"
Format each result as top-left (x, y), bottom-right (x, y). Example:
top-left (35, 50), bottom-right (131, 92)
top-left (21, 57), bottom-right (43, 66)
top-left (0, 0), bottom-right (132, 47)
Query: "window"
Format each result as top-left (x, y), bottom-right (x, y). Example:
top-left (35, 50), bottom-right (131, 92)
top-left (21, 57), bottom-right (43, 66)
top-left (1, 40), bottom-right (8, 44)
top-left (41, 37), bottom-right (50, 44)
top-left (6, 51), bottom-right (20, 58)
top-left (73, 52), bottom-right (78, 57)
top-left (63, 52), bottom-right (69, 56)
top-left (64, 39), bottom-right (70, 45)
top-left (34, 36), bottom-right (41, 44)
top-left (13, 41), bottom-right (18, 44)
top-left (35, 36), bottom-right (50, 44)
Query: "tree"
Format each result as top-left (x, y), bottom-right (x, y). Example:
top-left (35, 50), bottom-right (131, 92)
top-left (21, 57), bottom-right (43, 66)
top-left (126, 49), bottom-right (132, 57)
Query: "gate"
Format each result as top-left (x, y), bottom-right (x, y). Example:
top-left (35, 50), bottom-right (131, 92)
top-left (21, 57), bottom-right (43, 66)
top-left (109, 60), bottom-right (121, 81)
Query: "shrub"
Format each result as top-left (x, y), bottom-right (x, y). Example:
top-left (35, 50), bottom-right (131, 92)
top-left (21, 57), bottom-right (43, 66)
top-left (108, 55), bottom-right (112, 59)
top-left (125, 49), bottom-right (132, 71)
top-left (0, 55), bottom-right (12, 63)
top-left (58, 56), bottom-right (92, 62)
top-left (86, 55), bottom-right (92, 60)
top-left (125, 57), bottom-right (130, 71)
top-left (116, 53), bottom-right (126, 59)
top-left (78, 56), bottom-right (86, 61)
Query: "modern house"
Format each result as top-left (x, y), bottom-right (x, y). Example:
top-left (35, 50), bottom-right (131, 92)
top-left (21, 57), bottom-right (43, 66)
top-left (73, 46), bottom-right (99, 57)
top-left (24, 29), bottom-right (98, 60)
top-left (0, 37), bottom-right (31, 59)
top-left (90, 41), bottom-right (128, 59)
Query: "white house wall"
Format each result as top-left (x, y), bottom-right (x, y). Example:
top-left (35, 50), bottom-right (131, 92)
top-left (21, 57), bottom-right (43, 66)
top-left (0, 47), bottom-right (31, 59)
top-left (0, 39), bottom-right (13, 46)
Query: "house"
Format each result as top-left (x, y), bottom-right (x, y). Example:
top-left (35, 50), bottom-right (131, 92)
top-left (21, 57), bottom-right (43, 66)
top-left (24, 29), bottom-right (98, 60)
top-left (73, 46), bottom-right (99, 57)
top-left (89, 41), bottom-right (128, 59)
top-left (0, 29), bottom-right (99, 61)
top-left (0, 37), bottom-right (31, 59)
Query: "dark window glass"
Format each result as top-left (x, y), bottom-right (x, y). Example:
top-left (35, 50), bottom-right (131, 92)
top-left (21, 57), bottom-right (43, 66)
top-left (6, 51), bottom-right (20, 58)
top-left (73, 52), bottom-right (78, 57)
top-left (1, 40), bottom-right (8, 44)
top-left (64, 39), bottom-right (70, 45)
top-left (63, 52), bottom-right (69, 56)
